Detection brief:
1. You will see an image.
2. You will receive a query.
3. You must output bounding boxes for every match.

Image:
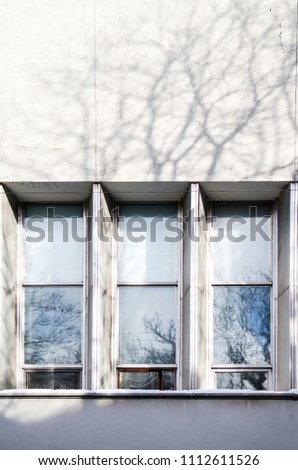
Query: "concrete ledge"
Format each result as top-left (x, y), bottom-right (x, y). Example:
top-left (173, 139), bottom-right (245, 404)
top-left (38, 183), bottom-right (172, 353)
top-left (1, 388), bottom-right (298, 399)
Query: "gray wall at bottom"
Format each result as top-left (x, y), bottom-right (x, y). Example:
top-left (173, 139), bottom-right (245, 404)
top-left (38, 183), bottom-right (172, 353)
top-left (0, 397), bottom-right (297, 450)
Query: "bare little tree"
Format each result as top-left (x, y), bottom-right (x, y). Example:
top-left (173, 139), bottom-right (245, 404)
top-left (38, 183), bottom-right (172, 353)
top-left (142, 312), bottom-right (176, 364)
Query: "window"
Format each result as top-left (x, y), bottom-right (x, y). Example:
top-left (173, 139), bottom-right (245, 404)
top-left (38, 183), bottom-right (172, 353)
top-left (116, 204), bottom-right (180, 390)
top-left (20, 204), bottom-right (85, 389)
top-left (209, 203), bottom-right (274, 390)
top-left (7, 183), bottom-right (284, 393)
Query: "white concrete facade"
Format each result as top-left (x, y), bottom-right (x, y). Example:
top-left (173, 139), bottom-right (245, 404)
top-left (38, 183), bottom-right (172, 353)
top-left (0, 391), bottom-right (298, 450)
top-left (0, 0), bottom-right (298, 450)
top-left (0, 0), bottom-right (296, 183)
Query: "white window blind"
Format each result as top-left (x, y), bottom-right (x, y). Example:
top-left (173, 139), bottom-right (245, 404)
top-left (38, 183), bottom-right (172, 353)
top-left (24, 204), bottom-right (83, 283)
top-left (118, 204), bottom-right (178, 283)
top-left (211, 204), bottom-right (272, 283)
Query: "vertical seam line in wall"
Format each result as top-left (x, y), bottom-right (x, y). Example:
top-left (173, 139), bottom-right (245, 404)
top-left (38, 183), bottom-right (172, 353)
top-left (93, 0), bottom-right (98, 181)
top-left (295, 0), bottom-right (298, 179)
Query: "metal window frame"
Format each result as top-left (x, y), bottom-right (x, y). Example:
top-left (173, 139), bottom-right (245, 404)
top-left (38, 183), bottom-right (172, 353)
top-left (17, 202), bottom-right (88, 390)
top-left (207, 201), bottom-right (277, 390)
top-left (212, 366), bottom-right (272, 391)
top-left (24, 365), bottom-right (83, 390)
top-left (113, 201), bottom-right (182, 390)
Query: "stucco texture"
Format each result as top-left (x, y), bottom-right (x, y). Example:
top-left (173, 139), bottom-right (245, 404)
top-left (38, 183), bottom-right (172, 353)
top-left (0, 0), bottom-right (296, 182)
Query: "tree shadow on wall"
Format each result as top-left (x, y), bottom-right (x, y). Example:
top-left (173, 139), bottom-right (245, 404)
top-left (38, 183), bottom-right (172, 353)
top-left (2, 1), bottom-right (295, 183)
top-left (97, 0), bottom-right (296, 180)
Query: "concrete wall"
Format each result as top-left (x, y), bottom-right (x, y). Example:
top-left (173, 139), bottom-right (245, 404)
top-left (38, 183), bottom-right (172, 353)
top-left (0, 0), bottom-right (296, 183)
top-left (182, 185), bottom-right (208, 389)
top-left (0, 186), bottom-right (17, 389)
top-left (277, 186), bottom-right (292, 390)
top-left (88, 185), bottom-right (113, 389)
top-left (0, 0), bottom-right (95, 182)
top-left (197, 189), bottom-right (208, 388)
top-left (0, 393), bottom-right (298, 450)
top-left (182, 186), bottom-right (193, 388)
top-left (98, 186), bottom-right (114, 387)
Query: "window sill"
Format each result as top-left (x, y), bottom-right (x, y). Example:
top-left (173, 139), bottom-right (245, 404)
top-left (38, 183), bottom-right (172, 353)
top-left (0, 389), bottom-right (298, 399)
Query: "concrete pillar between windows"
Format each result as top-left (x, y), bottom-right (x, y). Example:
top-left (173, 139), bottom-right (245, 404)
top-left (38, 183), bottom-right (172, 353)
top-left (0, 185), bottom-right (17, 389)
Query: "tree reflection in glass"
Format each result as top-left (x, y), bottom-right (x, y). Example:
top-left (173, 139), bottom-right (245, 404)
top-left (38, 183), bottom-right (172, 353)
top-left (26, 371), bottom-right (81, 389)
top-left (24, 287), bottom-right (82, 365)
top-left (216, 372), bottom-right (268, 390)
top-left (119, 286), bottom-right (176, 365)
top-left (119, 370), bottom-right (176, 390)
top-left (213, 286), bottom-right (270, 365)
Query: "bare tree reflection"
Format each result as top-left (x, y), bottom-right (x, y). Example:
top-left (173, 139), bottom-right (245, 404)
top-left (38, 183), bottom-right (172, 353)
top-left (142, 313), bottom-right (176, 389)
top-left (143, 313), bottom-right (176, 364)
top-left (25, 287), bottom-right (82, 365)
top-left (213, 286), bottom-right (270, 390)
top-left (217, 371), bottom-right (267, 391)
top-left (214, 286), bottom-right (270, 364)
top-left (120, 312), bottom-right (176, 389)
top-left (26, 370), bottom-right (80, 390)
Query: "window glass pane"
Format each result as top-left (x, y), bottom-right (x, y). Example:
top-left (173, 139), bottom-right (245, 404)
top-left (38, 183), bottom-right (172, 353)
top-left (26, 370), bottom-right (81, 389)
top-left (211, 204), bottom-right (272, 282)
top-left (118, 204), bottom-right (178, 282)
top-left (162, 370), bottom-right (176, 390)
top-left (24, 287), bottom-right (82, 365)
top-left (119, 370), bottom-right (176, 390)
top-left (119, 286), bottom-right (176, 364)
top-left (119, 371), bottom-right (159, 390)
top-left (24, 204), bottom-right (83, 283)
top-left (213, 286), bottom-right (270, 365)
top-left (216, 372), bottom-right (268, 390)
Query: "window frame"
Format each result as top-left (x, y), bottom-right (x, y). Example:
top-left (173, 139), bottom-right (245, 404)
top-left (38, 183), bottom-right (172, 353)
top-left (113, 201), bottom-right (183, 390)
top-left (17, 201), bottom-right (88, 390)
top-left (9, 186), bottom-right (283, 393)
top-left (207, 200), bottom-right (278, 390)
